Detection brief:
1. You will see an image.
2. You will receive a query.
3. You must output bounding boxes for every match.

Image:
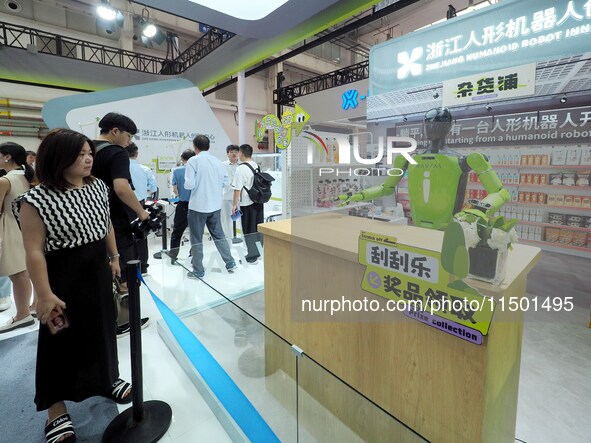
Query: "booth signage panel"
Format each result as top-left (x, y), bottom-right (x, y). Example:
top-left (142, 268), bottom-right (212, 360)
top-left (370, 0), bottom-right (591, 95)
top-left (358, 231), bottom-right (494, 341)
top-left (395, 106), bottom-right (591, 148)
top-left (442, 63), bottom-right (536, 107)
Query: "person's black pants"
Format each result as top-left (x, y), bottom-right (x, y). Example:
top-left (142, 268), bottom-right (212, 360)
top-left (241, 202), bottom-right (264, 262)
top-left (169, 201), bottom-right (189, 260)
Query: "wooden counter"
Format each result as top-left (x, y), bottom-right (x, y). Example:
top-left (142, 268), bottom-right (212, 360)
top-left (260, 213), bottom-right (541, 443)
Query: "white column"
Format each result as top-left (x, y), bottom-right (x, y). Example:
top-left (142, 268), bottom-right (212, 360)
top-left (237, 70), bottom-right (246, 145)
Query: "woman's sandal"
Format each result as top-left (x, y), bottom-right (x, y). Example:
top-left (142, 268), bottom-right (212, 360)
top-left (109, 378), bottom-right (132, 404)
top-left (45, 413), bottom-right (76, 443)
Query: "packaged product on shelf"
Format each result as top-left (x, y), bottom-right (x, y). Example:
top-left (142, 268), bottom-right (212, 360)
top-left (520, 154), bottom-right (527, 165)
top-left (533, 174), bottom-right (540, 185)
top-left (583, 197), bottom-right (591, 208)
top-left (549, 173), bottom-right (563, 185)
top-left (566, 215), bottom-right (583, 227)
top-left (573, 196), bottom-right (582, 207)
top-left (558, 229), bottom-right (574, 245)
top-left (500, 172), bottom-right (507, 184)
top-left (511, 190), bottom-right (518, 202)
top-left (545, 227), bottom-right (560, 243)
top-left (548, 212), bottom-right (565, 224)
top-left (541, 154), bottom-right (549, 166)
top-left (513, 171), bottom-right (519, 183)
top-left (538, 193), bottom-right (546, 204)
top-left (575, 171), bottom-right (590, 186)
top-left (531, 193), bottom-right (538, 204)
top-left (508, 154), bottom-right (514, 166)
top-left (551, 148), bottom-right (566, 165)
top-left (526, 173), bottom-right (533, 184)
top-left (534, 227), bottom-right (542, 241)
top-left (554, 194), bottom-right (565, 206)
top-left (564, 195), bottom-right (574, 206)
top-left (536, 208), bottom-right (543, 222)
top-left (565, 149), bottom-right (581, 166)
top-left (517, 205), bottom-right (524, 219)
top-left (572, 231), bottom-right (587, 247)
top-left (511, 206), bottom-right (518, 219)
top-left (580, 147), bottom-right (591, 165)
top-left (518, 191), bottom-right (525, 203)
top-left (520, 173), bottom-right (527, 184)
top-left (587, 233), bottom-right (591, 248)
top-left (525, 192), bottom-right (532, 203)
top-left (540, 174), bottom-right (548, 185)
top-left (534, 155), bottom-right (542, 166)
top-left (584, 216), bottom-right (591, 229)
top-left (547, 194), bottom-right (556, 205)
top-left (562, 173), bottom-right (576, 186)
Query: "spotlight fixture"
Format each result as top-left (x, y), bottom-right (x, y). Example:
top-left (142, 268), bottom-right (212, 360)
top-left (140, 7), bottom-right (166, 46)
top-left (486, 104), bottom-right (492, 111)
top-left (403, 116), bottom-right (408, 122)
top-left (97, 0), bottom-right (116, 21)
top-left (433, 91), bottom-right (440, 99)
top-left (446, 4), bottom-right (457, 20)
top-left (560, 94), bottom-right (567, 103)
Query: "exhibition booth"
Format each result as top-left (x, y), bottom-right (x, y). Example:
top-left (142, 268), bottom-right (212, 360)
top-left (152, 1), bottom-right (590, 442)
top-left (1, 0), bottom-right (590, 442)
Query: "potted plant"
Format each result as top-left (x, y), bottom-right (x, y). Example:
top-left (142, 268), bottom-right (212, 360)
top-left (454, 209), bottom-right (518, 285)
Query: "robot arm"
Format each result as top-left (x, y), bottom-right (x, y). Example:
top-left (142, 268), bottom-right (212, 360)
top-left (465, 152), bottom-right (510, 216)
top-left (337, 155), bottom-right (409, 204)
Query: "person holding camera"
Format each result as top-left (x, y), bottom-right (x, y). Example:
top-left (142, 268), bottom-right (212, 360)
top-left (17, 129), bottom-right (132, 443)
top-left (92, 112), bottom-right (150, 336)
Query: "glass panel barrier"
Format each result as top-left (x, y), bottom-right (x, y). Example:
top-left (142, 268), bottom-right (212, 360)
top-left (297, 354), bottom-right (427, 443)
top-left (158, 232), bottom-right (424, 442)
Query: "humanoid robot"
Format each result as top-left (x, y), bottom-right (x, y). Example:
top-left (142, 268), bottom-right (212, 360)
top-left (339, 107), bottom-right (510, 230)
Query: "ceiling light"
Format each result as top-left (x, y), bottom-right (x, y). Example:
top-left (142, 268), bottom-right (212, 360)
top-left (142, 23), bottom-right (158, 38)
top-left (97, 0), bottom-right (116, 21)
top-left (560, 94), bottom-right (567, 103)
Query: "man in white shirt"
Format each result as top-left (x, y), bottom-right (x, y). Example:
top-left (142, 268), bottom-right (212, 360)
top-left (221, 144), bottom-right (240, 239)
top-left (126, 143), bottom-right (157, 274)
top-left (184, 135), bottom-right (237, 278)
top-left (232, 144), bottom-right (264, 263)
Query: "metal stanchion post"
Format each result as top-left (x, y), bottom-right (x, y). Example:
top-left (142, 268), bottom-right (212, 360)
top-left (102, 260), bottom-right (172, 443)
top-left (153, 213), bottom-right (167, 260)
top-left (232, 220), bottom-right (243, 244)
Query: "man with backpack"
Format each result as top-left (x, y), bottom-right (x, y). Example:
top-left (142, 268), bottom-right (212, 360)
top-left (232, 143), bottom-right (274, 263)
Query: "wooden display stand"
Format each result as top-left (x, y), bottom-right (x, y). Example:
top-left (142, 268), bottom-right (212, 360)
top-left (259, 213), bottom-right (541, 443)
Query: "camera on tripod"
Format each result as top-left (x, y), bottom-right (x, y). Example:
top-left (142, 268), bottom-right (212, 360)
top-left (130, 201), bottom-right (165, 240)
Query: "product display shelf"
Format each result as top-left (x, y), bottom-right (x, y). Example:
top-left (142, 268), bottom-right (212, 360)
top-left (468, 182), bottom-right (590, 191)
top-left (518, 220), bottom-right (591, 233)
top-left (516, 165), bottom-right (591, 170)
top-left (519, 238), bottom-right (591, 253)
top-left (517, 202), bottom-right (591, 211)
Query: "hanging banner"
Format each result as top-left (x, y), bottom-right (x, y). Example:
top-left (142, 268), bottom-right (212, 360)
top-left (442, 63), bottom-right (536, 107)
top-left (370, 0), bottom-right (591, 96)
top-left (395, 106), bottom-right (591, 148)
top-left (358, 231), bottom-right (495, 345)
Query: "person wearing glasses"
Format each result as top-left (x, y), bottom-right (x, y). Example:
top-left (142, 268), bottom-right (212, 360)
top-left (92, 112), bottom-right (150, 337)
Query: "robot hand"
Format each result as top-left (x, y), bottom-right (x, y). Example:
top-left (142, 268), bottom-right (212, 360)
top-left (335, 192), bottom-right (363, 207)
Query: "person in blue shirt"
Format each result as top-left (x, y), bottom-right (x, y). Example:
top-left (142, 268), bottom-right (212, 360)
top-left (169, 149), bottom-right (195, 265)
top-left (126, 143), bottom-right (157, 274)
top-left (184, 135), bottom-right (237, 278)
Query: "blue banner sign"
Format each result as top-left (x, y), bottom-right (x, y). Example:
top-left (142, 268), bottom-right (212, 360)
top-left (370, 0), bottom-right (591, 95)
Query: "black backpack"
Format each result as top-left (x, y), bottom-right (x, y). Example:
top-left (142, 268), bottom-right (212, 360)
top-left (240, 162), bottom-right (274, 204)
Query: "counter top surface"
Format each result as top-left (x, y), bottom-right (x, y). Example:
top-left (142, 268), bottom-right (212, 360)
top-left (259, 213), bottom-right (542, 294)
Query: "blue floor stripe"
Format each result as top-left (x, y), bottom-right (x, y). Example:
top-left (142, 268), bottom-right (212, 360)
top-left (138, 273), bottom-right (280, 443)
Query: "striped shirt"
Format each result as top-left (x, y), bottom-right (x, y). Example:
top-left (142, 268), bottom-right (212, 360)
top-left (15, 179), bottom-right (110, 252)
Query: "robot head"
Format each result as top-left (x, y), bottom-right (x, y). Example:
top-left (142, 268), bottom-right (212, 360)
top-left (424, 107), bottom-right (452, 151)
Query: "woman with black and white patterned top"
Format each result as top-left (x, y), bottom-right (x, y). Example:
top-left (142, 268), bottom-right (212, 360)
top-left (17, 129), bottom-right (133, 443)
